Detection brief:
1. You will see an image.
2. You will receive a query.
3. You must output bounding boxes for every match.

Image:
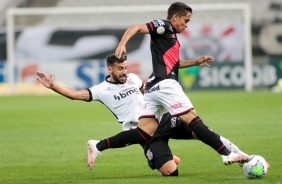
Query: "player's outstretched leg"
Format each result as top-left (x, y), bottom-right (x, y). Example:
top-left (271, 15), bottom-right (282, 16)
top-left (187, 116), bottom-right (250, 165)
top-left (87, 140), bottom-right (102, 169)
top-left (221, 152), bottom-right (250, 165)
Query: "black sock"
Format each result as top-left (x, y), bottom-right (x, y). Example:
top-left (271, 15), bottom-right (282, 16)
top-left (214, 133), bottom-right (231, 155)
top-left (168, 168), bottom-right (178, 176)
top-left (189, 116), bottom-right (231, 156)
top-left (96, 127), bottom-right (151, 151)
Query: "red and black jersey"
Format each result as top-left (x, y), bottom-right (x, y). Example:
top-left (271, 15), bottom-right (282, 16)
top-left (145, 19), bottom-right (180, 89)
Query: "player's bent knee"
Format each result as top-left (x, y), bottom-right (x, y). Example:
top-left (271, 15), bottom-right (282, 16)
top-left (159, 160), bottom-right (177, 176)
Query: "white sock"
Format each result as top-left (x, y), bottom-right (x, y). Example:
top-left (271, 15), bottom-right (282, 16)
top-left (220, 136), bottom-right (249, 156)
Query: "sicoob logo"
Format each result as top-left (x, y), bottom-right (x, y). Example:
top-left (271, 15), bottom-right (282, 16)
top-left (114, 88), bottom-right (139, 100)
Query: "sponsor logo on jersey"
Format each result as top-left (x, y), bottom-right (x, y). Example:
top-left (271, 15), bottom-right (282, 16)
top-left (157, 20), bottom-right (165, 27)
top-left (152, 20), bottom-right (158, 27)
top-left (113, 88), bottom-right (139, 100)
top-left (152, 20), bottom-right (165, 29)
top-left (144, 85), bottom-right (160, 93)
top-left (169, 102), bottom-right (183, 110)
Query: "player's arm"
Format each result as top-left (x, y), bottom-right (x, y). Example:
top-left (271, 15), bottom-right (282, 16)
top-left (179, 55), bottom-right (215, 68)
top-left (115, 24), bottom-right (149, 58)
top-left (36, 71), bottom-right (90, 101)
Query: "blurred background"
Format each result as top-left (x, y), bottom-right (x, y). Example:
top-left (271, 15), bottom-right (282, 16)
top-left (0, 0), bottom-right (281, 95)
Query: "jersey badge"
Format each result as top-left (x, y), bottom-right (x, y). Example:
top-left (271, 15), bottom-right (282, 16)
top-left (171, 117), bottom-right (177, 128)
top-left (146, 148), bottom-right (153, 160)
top-left (157, 26), bottom-right (165, 34)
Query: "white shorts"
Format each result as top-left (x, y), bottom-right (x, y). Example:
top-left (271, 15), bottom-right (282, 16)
top-left (140, 79), bottom-right (194, 121)
top-left (122, 121), bottom-right (138, 131)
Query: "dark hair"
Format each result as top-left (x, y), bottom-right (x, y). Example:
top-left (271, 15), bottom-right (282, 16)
top-left (167, 2), bottom-right (193, 19)
top-left (106, 53), bottom-right (127, 66)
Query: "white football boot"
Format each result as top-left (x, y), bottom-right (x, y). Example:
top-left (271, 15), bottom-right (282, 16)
top-left (87, 140), bottom-right (101, 169)
top-left (221, 152), bottom-right (250, 165)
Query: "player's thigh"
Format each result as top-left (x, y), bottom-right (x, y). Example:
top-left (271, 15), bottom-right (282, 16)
top-left (138, 118), bottom-right (158, 136)
top-left (178, 109), bottom-right (198, 124)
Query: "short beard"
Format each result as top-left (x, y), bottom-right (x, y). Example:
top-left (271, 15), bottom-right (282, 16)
top-left (113, 74), bottom-right (127, 84)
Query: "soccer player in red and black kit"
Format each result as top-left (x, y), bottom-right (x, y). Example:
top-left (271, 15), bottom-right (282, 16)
top-left (37, 53), bottom-right (255, 177)
top-left (113, 2), bottom-right (250, 175)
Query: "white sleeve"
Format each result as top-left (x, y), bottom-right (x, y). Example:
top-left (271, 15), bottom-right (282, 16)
top-left (88, 85), bottom-right (100, 101)
top-left (128, 73), bottom-right (143, 89)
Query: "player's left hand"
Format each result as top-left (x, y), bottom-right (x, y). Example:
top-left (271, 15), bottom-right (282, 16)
top-left (196, 55), bottom-right (215, 67)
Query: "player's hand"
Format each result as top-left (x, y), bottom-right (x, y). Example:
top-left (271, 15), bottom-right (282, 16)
top-left (36, 71), bottom-right (54, 89)
top-left (196, 55), bottom-right (215, 67)
top-left (115, 44), bottom-right (126, 59)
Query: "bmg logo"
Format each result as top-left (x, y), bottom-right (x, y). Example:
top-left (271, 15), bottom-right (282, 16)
top-left (114, 88), bottom-right (139, 100)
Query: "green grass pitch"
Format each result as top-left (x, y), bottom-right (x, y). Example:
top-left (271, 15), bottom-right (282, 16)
top-left (0, 91), bottom-right (281, 184)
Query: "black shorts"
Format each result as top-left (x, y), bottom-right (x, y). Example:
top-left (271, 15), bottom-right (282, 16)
top-left (143, 113), bottom-right (194, 170)
top-left (145, 136), bottom-right (172, 170)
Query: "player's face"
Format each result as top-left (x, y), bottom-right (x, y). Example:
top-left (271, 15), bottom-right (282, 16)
top-left (109, 61), bottom-right (128, 84)
top-left (173, 12), bottom-right (192, 33)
